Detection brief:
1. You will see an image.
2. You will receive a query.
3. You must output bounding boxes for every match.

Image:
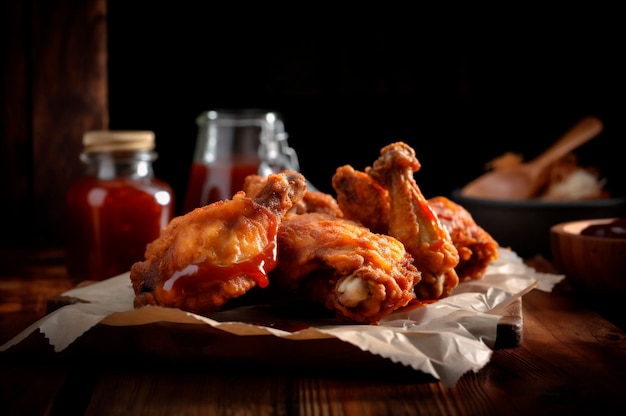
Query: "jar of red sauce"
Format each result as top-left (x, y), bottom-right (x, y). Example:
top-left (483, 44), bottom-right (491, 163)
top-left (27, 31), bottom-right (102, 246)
top-left (65, 130), bottom-right (174, 281)
top-left (182, 109), bottom-right (300, 214)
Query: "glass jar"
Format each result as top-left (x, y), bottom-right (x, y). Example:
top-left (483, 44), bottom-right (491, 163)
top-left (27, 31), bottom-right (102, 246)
top-left (65, 130), bottom-right (174, 281)
top-left (182, 109), bottom-right (300, 214)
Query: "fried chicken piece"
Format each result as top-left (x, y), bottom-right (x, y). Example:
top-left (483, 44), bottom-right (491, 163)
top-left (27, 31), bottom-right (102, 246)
top-left (130, 170), bottom-right (307, 315)
top-left (270, 212), bottom-right (420, 324)
top-left (333, 166), bottom-right (499, 284)
top-left (331, 165), bottom-right (390, 234)
top-left (244, 173), bottom-right (344, 217)
top-left (332, 145), bottom-right (499, 292)
top-left (299, 191), bottom-right (345, 218)
top-left (427, 196), bottom-right (499, 282)
top-left (367, 142), bottom-right (460, 300)
top-left (241, 173), bottom-right (268, 197)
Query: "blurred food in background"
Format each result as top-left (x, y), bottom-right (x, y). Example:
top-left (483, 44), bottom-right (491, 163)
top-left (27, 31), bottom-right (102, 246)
top-left (484, 151), bottom-right (610, 201)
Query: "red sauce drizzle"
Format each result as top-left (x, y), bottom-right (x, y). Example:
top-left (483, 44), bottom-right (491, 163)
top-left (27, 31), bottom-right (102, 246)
top-left (418, 198), bottom-right (445, 249)
top-left (165, 219), bottom-right (279, 298)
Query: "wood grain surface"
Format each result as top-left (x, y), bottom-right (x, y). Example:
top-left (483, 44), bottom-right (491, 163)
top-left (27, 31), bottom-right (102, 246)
top-left (1, 249), bottom-right (626, 415)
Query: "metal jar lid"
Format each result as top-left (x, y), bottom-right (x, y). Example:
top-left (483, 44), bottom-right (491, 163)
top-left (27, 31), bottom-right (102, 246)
top-left (82, 130), bottom-right (155, 153)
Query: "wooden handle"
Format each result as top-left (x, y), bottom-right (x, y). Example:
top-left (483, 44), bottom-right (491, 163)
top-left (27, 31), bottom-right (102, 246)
top-left (529, 115), bottom-right (603, 170)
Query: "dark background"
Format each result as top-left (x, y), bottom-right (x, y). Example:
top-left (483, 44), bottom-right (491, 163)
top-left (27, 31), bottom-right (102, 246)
top-left (2, 2), bottom-right (624, 247)
top-left (106, 5), bottom-right (625, 213)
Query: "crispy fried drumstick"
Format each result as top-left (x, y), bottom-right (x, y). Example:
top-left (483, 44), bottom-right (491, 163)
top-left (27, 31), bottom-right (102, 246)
top-left (130, 170), bottom-right (307, 315)
top-left (331, 165), bottom-right (390, 234)
top-left (367, 142), bottom-right (460, 300)
top-left (244, 174), bottom-right (344, 218)
top-left (332, 166), bottom-right (498, 283)
top-left (271, 212), bottom-right (420, 324)
top-left (427, 196), bottom-right (498, 282)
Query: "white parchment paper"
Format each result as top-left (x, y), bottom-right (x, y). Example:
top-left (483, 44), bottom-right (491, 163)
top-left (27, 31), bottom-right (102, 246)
top-left (0, 247), bottom-right (564, 387)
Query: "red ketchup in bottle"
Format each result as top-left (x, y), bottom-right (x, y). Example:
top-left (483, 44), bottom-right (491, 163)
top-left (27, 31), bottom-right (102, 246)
top-left (183, 158), bottom-right (260, 213)
top-left (65, 130), bottom-right (174, 281)
top-left (182, 109), bottom-right (300, 214)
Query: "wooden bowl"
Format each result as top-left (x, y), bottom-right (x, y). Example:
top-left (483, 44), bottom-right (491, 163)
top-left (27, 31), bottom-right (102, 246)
top-left (550, 218), bottom-right (626, 300)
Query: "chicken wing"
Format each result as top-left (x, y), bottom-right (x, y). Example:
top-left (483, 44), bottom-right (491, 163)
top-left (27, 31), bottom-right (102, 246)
top-left (367, 142), bottom-right (460, 300)
top-left (331, 165), bottom-right (390, 234)
top-left (270, 212), bottom-right (420, 324)
top-left (427, 196), bottom-right (498, 282)
top-left (130, 170), bottom-right (307, 315)
top-left (332, 165), bottom-right (499, 285)
top-left (244, 173), bottom-right (344, 218)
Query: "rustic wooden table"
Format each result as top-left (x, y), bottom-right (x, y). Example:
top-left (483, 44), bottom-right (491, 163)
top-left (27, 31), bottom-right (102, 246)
top-left (1, 248), bottom-right (625, 415)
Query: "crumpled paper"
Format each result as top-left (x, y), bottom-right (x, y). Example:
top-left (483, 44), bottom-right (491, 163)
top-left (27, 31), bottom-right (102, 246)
top-left (0, 248), bottom-right (563, 387)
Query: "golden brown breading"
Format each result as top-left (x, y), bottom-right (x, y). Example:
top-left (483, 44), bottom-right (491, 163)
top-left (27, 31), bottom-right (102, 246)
top-left (270, 212), bottom-right (420, 324)
top-left (130, 170), bottom-right (306, 315)
top-left (367, 142), bottom-right (460, 300)
top-left (427, 196), bottom-right (499, 282)
top-left (244, 173), bottom-right (344, 217)
top-left (331, 165), bottom-right (389, 233)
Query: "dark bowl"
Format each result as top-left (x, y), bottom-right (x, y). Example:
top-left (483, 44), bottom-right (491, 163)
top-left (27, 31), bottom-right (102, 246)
top-left (449, 189), bottom-right (626, 258)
